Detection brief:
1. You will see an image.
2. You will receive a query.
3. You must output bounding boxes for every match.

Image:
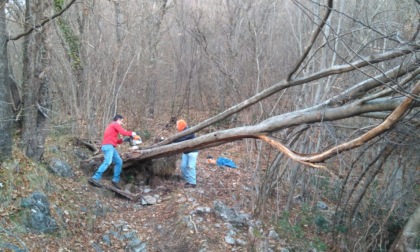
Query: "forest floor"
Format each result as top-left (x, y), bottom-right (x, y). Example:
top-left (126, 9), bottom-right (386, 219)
top-left (0, 113), bottom-right (329, 252)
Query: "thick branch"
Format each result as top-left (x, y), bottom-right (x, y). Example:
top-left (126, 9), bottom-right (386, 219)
top-left (256, 135), bottom-right (333, 176)
top-left (257, 82), bottom-right (420, 164)
top-left (157, 45), bottom-right (420, 146)
top-left (125, 94), bottom-right (417, 163)
top-left (8, 0), bottom-right (77, 41)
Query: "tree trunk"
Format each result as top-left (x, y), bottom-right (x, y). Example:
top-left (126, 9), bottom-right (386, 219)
top-left (19, 0), bottom-right (51, 161)
top-left (146, 0), bottom-right (168, 118)
top-left (54, 0), bottom-right (85, 133)
top-left (0, 0), bottom-right (13, 162)
top-left (389, 205), bottom-right (420, 252)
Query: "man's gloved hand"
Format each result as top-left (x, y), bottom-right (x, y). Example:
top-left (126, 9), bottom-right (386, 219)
top-left (132, 131), bottom-right (137, 137)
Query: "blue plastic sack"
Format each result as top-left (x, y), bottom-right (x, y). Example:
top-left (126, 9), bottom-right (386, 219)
top-left (216, 157), bottom-right (237, 168)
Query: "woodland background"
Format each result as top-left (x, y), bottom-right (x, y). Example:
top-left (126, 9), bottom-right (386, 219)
top-left (0, 0), bottom-right (419, 251)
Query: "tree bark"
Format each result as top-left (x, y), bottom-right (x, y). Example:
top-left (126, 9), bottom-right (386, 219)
top-left (19, 0), bottom-right (51, 161)
top-left (389, 205), bottom-right (420, 252)
top-left (146, 0), bottom-right (168, 118)
top-left (0, 0), bottom-right (13, 162)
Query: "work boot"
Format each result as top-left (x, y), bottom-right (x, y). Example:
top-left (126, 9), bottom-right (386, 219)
top-left (111, 181), bottom-right (122, 190)
top-left (88, 178), bottom-right (102, 188)
top-left (184, 183), bottom-right (196, 188)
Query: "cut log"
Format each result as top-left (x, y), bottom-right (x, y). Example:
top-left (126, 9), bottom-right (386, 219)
top-left (101, 183), bottom-right (142, 201)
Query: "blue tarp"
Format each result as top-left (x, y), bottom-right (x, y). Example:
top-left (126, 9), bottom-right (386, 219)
top-left (216, 157), bottom-right (237, 168)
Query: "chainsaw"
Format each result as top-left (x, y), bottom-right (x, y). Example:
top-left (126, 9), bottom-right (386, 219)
top-left (124, 135), bottom-right (142, 149)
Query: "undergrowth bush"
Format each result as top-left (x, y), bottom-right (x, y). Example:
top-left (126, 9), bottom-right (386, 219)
top-left (276, 205), bottom-right (329, 251)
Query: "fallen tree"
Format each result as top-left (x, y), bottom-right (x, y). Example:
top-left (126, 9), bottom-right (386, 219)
top-left (80, 79), bottom-right (419, 176)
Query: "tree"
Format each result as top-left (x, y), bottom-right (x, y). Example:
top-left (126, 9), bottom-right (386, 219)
top-left (127, 63), bottom-right (419, 162)
top-left (144, 0), bottom-right (169, 118)
top-left (53, 0), bottom-right (86, 132)
top-left (389, 204), bottom-right (420, 251)
top-left (0, 0), bottom-right (13, 162)
top-left (18, 0), bottom-right (52, 160)
top-left (2, 0), bottom-right (77, 161)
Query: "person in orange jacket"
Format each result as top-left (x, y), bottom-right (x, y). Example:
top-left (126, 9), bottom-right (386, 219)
top-left (173, 119), bottom-right (199, 188)
top-left (89, 114), bottom-right (138, 189)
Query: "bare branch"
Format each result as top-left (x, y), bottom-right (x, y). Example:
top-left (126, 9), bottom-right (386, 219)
top-left (8, 0), bottom-right (77, 41)
top-left (124, 92), bottom-right (417, 164)
top-left (256, 135), bottom-right (331, 171)
top-left (157, 45), bottom-right (420, 146)
top-left (261, 82), bottom-right (420, 165)
top-left (287, 0), bottom-right (333, 81)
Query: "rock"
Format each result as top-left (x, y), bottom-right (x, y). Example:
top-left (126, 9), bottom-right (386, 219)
top-left (225, 235), bottom-right (235, 245)
top-left (124, 231), bottom-right (137, 240)
top-left (28, 210), bottom-right (59, 234)
top-left (102, 234), bottom-right (112, 246)
top-left (213, 200), bottom-right (250, 227)
top-left (268, 229), bottom-right (280, 240)
top-left (177, 197), bottom-right (187, 203)
top-left (21, 192), bottom-right (50, 214)
top-left (94, 200), bottom-right (108, 217)
top-left (198, 244), bottom-right (208, 252)
top-left (91, 243), bottom-right (104, 252)
top-left (48, 145), bottom-right (60, 153)
top-left (74, 148), bottom-right (90, 160)
top-left (48, 158), bottom-right (74, 177)
top-left (254, 220), bottom-right (263, 228)
top-left (141, 195), bottom-right (157, 205)
top-left (195, 206), bottom-right (212, 215)
top-left (0, 243), bottom-right (26, 252)
top-left (236, 239), bottom-right (247, 246)
top-left (20, 192), bottom-right (59, 234)
top-left (317, 201), bottom-right (328, 210)
top-left (110, 230), bottom-right (124, 241)
top-left (228, 229), bottom-right (237, 236)
top-left (126, 238), bottom-right (147, 252)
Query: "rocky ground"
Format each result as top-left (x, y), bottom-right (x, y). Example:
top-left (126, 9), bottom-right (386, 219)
top-left (0, 115), bottom-right (291, 252)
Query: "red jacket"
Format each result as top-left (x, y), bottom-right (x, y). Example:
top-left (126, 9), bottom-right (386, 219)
top-left (102, 122), bottom-right (133, 146)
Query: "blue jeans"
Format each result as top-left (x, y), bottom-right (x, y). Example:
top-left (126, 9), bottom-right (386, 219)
top-left (92, 144), bottom-right (122, 183)
top-left (180, 151), bottom-right (198, 184)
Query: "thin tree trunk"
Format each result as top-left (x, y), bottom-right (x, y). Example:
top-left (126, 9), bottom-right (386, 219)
top-left (341, 145), bottom-right (393, 248)
top-left (146, 0), bottom-right (168, 118)
top-left (0, 0), bottom-right (13, 161)
top-left (54, 0), bottom-right (85, 133)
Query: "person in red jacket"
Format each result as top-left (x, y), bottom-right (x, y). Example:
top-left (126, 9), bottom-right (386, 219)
top-left (89, 114), bottom-right (137, 189)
